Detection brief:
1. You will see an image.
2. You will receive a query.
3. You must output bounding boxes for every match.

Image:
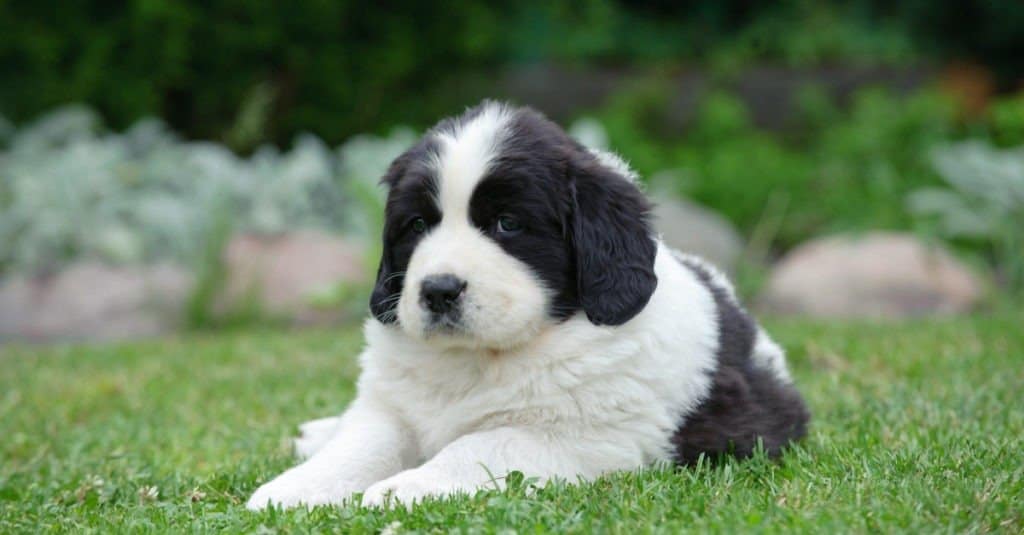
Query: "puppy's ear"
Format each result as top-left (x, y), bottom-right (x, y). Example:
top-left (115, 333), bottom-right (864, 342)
top-left (570, 151), bottom-right (658, 326)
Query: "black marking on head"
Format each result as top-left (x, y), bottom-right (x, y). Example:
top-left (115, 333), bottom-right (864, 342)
top-left (370, 102), bottom-right (506, 324)
top-left (672, 259), bottom-right (810, 464)
top-left (369, 136), bottom-right (441, 323)
top-left (468, 109), bottom-right (578, 319)
top-left (372, 102), bottom-right (659, 327)
top-left (466, 107), bottom-right (658, 325)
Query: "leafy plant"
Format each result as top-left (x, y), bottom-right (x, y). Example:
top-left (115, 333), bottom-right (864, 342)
top-left (0, 106), bottom-right (414, 277)
top-left (586, 84), bottom-right (959, 251)
top-left (987, 93), bottom-right (1024, 147)
top-left (908, 141), bottom-right (1024, 293)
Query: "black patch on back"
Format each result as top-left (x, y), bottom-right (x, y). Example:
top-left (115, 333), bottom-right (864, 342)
top-left (672, 259), bottom-right (810, 464)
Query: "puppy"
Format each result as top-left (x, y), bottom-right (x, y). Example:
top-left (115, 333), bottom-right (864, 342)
top-left (247, 102), bottom-right (809, 510)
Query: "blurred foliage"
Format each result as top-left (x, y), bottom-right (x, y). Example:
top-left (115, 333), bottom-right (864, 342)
top-left (589, 82), bottom-right (959, 250)
top-left (1, 0), bottom-right (1021, 145)
top-left (0, 107), bottom-right (411, 276)
top-left (881, 0), bottom-right (1024, 89)
top-left (986, 94), bottom-right (1024, 148)
top-left (908, 142), bottom-right (1024, 294)
top-left (183, 193), bottom-right (235, 330)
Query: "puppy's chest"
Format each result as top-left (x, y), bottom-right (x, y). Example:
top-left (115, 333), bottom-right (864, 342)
top-left (373, 347), bottom-right (691, 465)
top-left (374, 346), bottom-right (614, 453)
top-left (376, 352), bottom-right (607, 459)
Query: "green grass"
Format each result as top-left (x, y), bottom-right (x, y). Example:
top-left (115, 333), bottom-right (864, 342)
top-left (2, 315), bottom-right (1022, 533)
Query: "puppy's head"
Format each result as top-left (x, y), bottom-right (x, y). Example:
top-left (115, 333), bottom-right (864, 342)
top-left (369, 102), bottom-right (657, 350)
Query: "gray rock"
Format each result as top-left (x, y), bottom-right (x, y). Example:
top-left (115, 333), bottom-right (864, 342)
top-left (651, 194), bottom-right (744, 274)
top-left (220, 231), bottom-right (367, 324)
top-left (0, 263), bottom-right (192, 342)
top-left (760, 232), bottom-right (982, 318)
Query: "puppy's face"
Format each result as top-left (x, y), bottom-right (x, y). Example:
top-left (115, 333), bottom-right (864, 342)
top-left (370, 103), bottom-right (658, 350)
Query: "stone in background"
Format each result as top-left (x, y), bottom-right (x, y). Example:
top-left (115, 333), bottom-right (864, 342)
top-left (759, 232), bottom-right (982, 318)
top-left (0, 263), bottom-right (192, 342)
top-left (219, 230), bottom-right (367, 325)
top-left (650, 194), bottom-right (744, 275)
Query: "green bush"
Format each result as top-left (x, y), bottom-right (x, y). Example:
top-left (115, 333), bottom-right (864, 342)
top-left (589, 84), bottom-right (958, 250)
top-left (2, 1), bottom-right (1020, 145)
top-left (908, 141), bottom-right (1024, 295)
top-left (805, 88), bottom-right (956, 237)
top-left (987, 94), bottom-right (1024, 147)
top-left (0, 106), bottom-right (410, 276)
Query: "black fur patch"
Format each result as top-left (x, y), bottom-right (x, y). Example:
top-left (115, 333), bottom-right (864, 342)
top-left (672, 259), bottom-right (810, 464)
top-left (372, 103), bottom-right (658, 327)
top-left (369, 137), bottom-right (441, 323)
top-left (468, 110), bottom-right (578, 319)
top-left (568, 154), bottom-right (658, 325)
top-left (473, 108), bottom-right (657, 325)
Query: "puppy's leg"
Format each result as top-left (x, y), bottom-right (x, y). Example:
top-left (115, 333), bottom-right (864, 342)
top-left (294, 416), bottom-right (341, 460)
top-left (361, 427), bottom-right (630, 507)
top-left (247, 397), bottom-right (416, 510)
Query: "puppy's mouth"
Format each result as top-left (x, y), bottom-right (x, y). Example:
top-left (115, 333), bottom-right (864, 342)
top-left (422, 312), bottom-right (466, 337)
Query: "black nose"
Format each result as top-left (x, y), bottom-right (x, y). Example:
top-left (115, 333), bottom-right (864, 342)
top-left (420, 274), bottom-right (467, 314)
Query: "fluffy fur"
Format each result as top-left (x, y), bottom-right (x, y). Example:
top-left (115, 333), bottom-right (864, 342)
top-left (247, 102), bottom-right (809, 510)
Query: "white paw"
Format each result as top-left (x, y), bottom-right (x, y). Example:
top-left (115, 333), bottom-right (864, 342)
top-left (293, 416), bottom-right (341, 460)
top-left (246, 466), bottom-right (358, 511)
top-left (361, 469), bottom-right (466, 508)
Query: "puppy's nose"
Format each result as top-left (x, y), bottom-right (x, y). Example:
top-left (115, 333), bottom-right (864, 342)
top-left (420, 274), bottom-right (467, 314)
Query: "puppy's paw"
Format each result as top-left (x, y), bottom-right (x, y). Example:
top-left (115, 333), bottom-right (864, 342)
top-left (246, 467), bottom-right (357, 511)
top-left (293, 416), bottom-right (341, 460)
top-left (361, 469), bottom-right (465, 508)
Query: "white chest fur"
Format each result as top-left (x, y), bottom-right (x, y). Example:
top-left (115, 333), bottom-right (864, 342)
top-left (360, 243), bottom-right (719, 468)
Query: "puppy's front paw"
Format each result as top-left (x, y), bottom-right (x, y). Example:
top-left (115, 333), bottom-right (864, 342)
top-left (246, 467), bottom-right (357, 511)
top-left (361, 469), bottom-right (465, 508)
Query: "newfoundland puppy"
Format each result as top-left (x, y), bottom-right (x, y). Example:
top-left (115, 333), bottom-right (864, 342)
top-left (248, 102), bottom-right (809, 509)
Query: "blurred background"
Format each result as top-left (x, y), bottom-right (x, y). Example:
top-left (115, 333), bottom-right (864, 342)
top-left (1, 0), bottom-right (1022, 342)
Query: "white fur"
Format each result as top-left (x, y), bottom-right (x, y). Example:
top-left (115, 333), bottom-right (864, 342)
top-left (396, 224), bottom-right (550, 350)
top-left (670, 250), bottom-right (791, 383)
top-left (433, 104), bottom-right (512, 221)
top-left (588, 148), bottom-right (640, 183)
top-left (293, 416), bottom-right (341, 460)
top-left (247, 243), bottom-right (732, 510)
top-left (396, 105), bottom-right (549, 350)
top-left (246, 105), bottom-right (795, 510)
top-left (753, 328), bottom-right (792, 383)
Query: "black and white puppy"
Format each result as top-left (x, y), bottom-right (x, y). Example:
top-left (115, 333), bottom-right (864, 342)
top-left (248, 102), bottom-right (809, 509)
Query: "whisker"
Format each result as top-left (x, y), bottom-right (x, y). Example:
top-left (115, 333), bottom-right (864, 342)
top-left (380, 293), bottom-right (402, 304)
top-left (381, 271), bottom-right (407, 284)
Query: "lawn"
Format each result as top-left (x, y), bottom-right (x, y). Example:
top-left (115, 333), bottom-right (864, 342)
top-left (1, 314), bottom-right (1022, 533)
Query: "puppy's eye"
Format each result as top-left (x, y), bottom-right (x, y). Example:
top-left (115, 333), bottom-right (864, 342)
top-left (411, 217), bottom-right (427, 234)
top-left (496, 215), bottom-right (522, 234)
